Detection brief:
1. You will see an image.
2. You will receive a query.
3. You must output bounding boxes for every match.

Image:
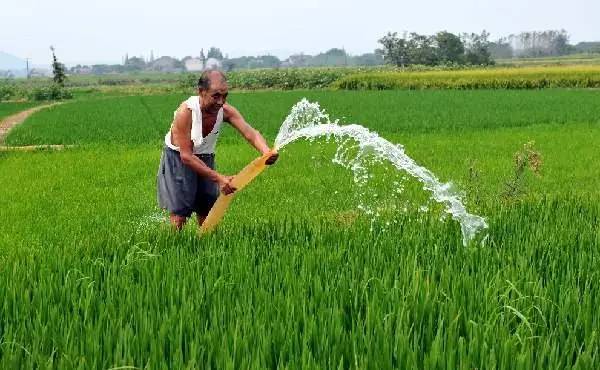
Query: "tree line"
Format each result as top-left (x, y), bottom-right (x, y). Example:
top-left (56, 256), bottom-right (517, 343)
top-left (490, 30), bottom-right (576, 59)
top-left (64, 29), bottom-right (600, 75)
top-left (69, 47), bottom-right (384, 75)
top-left (377, 30), bottom-right (494, 67)
top-left (378, 29), bottom-right (599, 67)
top-left (490, 30), bottom-right (586, 59)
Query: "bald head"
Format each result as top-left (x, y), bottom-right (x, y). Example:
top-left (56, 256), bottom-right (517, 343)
top-left (198, 69), bottom-right (229, 113)
top-left (197, 70), bottom-right (227, 91)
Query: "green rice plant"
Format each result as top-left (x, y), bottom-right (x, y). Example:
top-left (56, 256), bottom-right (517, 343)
top-left (0, 102), bottom-right (40, 120)
top-left (0, 90), bottom-right (599, 368)
top-left (4, 89), bottom-right (600, 146)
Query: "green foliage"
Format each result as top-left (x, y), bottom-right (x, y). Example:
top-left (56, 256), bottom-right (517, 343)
top-left (378, 30), bottom-right (493, 67)
top-left (509, 30), bottom-right (572, 58)
top-left (28, 84), bottom-right (73, 101)
top-left (0, 83), bottom-right (26, 102)
top-left (307, 48), bottom-right (349, 66)
top-left (490, 39), bottom-right (514, 60)
top-left (50, 46), bottom-right (67, 87)
top-left (1, 81), bottom-right (73, 102)
top-left (378, 32), bottom-right (410, 67)
top-left (435, 31), bottom-right (465, 64)
top-left (575, 41), bottom-right (600, 54)
top-left (350, 52), bottom-right (384, 66)
top-left (463, 31), bottom-right (494, 65)
top-left (224, 55), bottom-right (282, 70)
top-left (207, 46), bottom-right (224, 60)
top-left (179, 68), bottom-right (370, 90)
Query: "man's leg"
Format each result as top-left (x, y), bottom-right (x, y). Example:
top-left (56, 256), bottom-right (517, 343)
top-left (170, 213), bottom-right (188, 230)
top-left (196, 214), bottom-right (208, 227)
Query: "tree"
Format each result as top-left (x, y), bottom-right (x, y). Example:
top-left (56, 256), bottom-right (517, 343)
top-left (434, 31), bottom-right (464, 64)
top-left (124, 56), bottom-right (146, 71)
top-left (287, 53), bottom-right (313, 67)
top-left (50, 46), bottom-right (67, 86)
top-left (351, 52), bottom-right (384, 66)
top-left (309, 48), bottom-right (348, 66)
top-left (222, 59), bottom-right (235, 72)
top-left (406, 33), bottom-right (438, 65)
top-left (148, 56), bottom-right (184, 72)
top-left (489, 38), bottom-right (513, 59)
top-left (257, 55), bottom-right (281, 68)
top-left (575, 41), bottom-right (600, 54)
top-left (377, 32), bottom-right (409, 67)
top-left (550, 29), bottom-right (571, 56)
top-left (207, 47), bottom-right (224, 60)
top-left (463, 31), bottom-right (493, 65)
top-left (508, 30), bottom-right (572, 57)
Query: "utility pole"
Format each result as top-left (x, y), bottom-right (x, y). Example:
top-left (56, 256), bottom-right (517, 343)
top-left (25, 58), bottom-right (30, 79)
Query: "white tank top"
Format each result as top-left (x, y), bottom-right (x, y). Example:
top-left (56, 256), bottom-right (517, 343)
top-left (164, 96), bottom-right (223, 154)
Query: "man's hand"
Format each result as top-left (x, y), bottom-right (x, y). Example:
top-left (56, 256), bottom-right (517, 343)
top-left (217, 175), bottom-right (237, 195)
top-left (265, 152), bottom-right (279, 165)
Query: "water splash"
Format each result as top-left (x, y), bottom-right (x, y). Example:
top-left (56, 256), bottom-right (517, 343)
top-left (136, 211), bottom-right (169, 232)
top-left (275, 99), bottom-right (488, 245)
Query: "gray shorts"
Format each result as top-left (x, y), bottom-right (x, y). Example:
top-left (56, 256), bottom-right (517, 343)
top-left (156, 146), bottom-right (219, 217)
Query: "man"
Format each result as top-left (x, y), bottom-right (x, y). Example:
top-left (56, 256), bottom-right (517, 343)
top-left (157, 69), bottom-right (278, 230)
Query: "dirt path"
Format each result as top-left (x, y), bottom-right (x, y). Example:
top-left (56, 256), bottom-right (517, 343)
top-left (0, 103), bottom-right (62, 144)
top-left (0, 103), bottom-right (70, 151)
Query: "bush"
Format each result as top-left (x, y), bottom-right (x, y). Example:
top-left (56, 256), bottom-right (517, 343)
top-left (0, 83), bottom-right (21, 102)
top-left (29, 84), bottom-right (73, 101)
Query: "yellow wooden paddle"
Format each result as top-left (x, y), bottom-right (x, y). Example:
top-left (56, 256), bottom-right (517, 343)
top-left (199, 150), bottom-right (276, 234)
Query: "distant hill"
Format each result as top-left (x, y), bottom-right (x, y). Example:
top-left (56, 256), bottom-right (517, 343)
top-left (0, 51), bottom-right (26, 70)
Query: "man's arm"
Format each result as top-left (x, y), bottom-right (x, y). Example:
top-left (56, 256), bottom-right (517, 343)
top-left (172, 104), bottom-right (236, 194)
top-left (223, 104), bottom-right (278, 164)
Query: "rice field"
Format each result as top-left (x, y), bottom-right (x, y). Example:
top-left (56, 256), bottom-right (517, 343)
top-left (1, 89), bottom-right (599, 368)
top-left (334, 66), bottom-right (600, 90)
top-left (496, 54), bottom-right (600, 67)
top-left (0, 102), bottom-right (39, 120)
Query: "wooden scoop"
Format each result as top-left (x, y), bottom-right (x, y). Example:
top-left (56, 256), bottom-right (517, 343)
top-left (200, 150), bottom-right (276, 234)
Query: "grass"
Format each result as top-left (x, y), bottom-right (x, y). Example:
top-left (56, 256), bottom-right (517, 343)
top-left (0, 90), bottom-right (599, 368)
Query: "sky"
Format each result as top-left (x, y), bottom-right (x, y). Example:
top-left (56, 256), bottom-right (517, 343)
top-left (1, 0), bottom-right (598, 66)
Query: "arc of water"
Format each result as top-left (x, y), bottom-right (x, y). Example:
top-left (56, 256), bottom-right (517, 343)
top-left (274, 99), bottom-right (488, 245)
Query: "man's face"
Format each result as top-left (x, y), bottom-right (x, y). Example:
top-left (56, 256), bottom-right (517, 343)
top-left (200, 78), bottom-right (228, 113)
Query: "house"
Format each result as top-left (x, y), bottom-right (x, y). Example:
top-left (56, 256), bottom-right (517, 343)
top-left (148, 56), bottom-right (183, 72)
top-left (204, 57), bottom-right (222, 70)
top-left (184, 58), bottom-right (204, 72)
